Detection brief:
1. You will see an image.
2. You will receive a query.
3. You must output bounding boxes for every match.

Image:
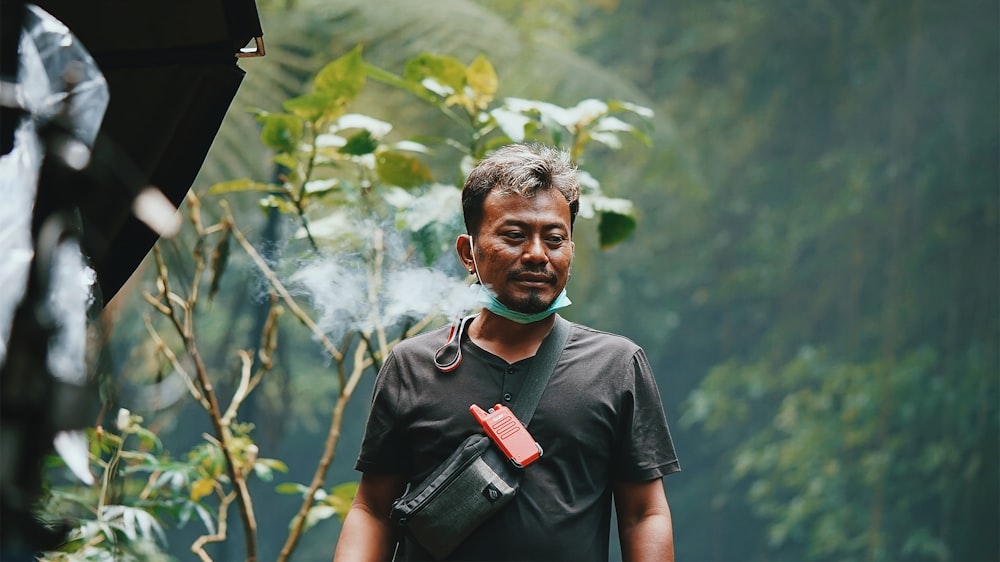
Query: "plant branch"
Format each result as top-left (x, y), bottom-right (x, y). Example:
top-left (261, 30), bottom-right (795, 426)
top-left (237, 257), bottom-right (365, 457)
top-left (222, 201), bottom-right (344, 363)
top-left (277, 337), bottom-right (370, 562)
top-left (150, 247), bottom-right (185, 337)
top-left (222, 350), bottom-right (254, 427)
top-left (250, 294), bottom-right (282, 391)
top-left (356, 330), bottom-right (382, 377)
top-left (191, 491), bottom-right (237, 562)
top-left (142, 315), bottom-right (209, 409)
top-left (276, 313), bottom-right (437, 562)
top-left (147, 239), bottom-right (259, 562)
top-left (292, 120), bottom-right (320, 251)
top-left (370, 228), bottom-right (389, 357)
top-left (185, 327), bottom-right (259, 561)
top-left (96, 432), bottom-right (124, 518)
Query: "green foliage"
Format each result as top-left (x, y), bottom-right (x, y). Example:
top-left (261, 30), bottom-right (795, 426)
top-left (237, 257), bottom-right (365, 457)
top-left (312, 45), bottom-right (366, 106)
top-left (40, 411), bottom-right (283, 561)
top-left (684, 347), bottom-right (954, 558)
top-left (257, 113), bottom-right (303, 153)
top-left (276, 481), bottom-right (359, 529)
top-left (381, 48), bottom-right (654, 248)
top-left (209, 46), bottom-right (652, 255)
top-left (375, 151), bottom-right (434, 189)
top-left (575, 1), bottom-right (999, 560)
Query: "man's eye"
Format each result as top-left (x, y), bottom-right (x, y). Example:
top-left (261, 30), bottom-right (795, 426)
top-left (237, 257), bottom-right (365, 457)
top-left (546, 235), bottom-right (566, 244)
top-left (503, 232), bottom-right (525, 240)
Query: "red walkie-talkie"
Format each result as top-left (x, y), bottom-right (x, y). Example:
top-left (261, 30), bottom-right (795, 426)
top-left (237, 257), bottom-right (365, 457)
top-left (470, 403), bottom-right (543, 468)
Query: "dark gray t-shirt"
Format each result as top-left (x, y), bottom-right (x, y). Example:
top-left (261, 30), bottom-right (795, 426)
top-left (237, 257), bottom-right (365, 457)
top-left (356, 318), bottom-right (680, 561)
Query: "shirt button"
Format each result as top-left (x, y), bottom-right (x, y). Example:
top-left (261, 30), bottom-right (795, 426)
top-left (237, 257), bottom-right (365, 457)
top-left (507, 366), bottom-right (515, 374)
top-left (503, 393), bottom-right (512, 402)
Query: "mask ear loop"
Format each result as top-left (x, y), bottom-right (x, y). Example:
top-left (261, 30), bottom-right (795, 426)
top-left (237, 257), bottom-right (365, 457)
top-left (435, 237), bottom-right (479, 372)
top-left (434, 314), bottom-right (473, 372)
top-left (468, 237), bottom-right (481, 282)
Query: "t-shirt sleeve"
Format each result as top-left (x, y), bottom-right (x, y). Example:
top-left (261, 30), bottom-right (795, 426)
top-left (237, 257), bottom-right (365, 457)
top-left (354, 351), bottom-right (409, 474)
top-left (612, 347), bottom-right (681, 482)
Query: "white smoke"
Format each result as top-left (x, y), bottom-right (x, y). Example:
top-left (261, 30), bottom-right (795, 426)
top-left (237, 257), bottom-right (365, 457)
top-left (285, 229), bottom-right (479, 344)
top-left (382, 268), bottom-right (480, 325)
top-left (289, 257), bottom-right (369, 343)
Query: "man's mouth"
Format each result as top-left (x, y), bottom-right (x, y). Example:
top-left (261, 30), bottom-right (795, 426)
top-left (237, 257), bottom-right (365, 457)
top-left (510, 271), bottom-right (556, 285)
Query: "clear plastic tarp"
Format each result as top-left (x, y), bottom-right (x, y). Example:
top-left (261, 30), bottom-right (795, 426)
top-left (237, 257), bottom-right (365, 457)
top-left (0, 4), bottom-right (110, 486)
top-left (0, 3), bottom-right (108, 371)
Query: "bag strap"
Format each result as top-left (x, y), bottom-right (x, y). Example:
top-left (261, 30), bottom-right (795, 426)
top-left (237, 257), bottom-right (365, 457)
top-left (509, 314), bottom-right (571, 423)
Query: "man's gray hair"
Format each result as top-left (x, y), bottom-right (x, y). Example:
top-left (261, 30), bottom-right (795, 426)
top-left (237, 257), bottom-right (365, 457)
top-left (461, 143), bottom-right (580, 235)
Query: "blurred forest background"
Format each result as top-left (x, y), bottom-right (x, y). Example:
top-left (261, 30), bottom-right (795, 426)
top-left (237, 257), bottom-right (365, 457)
top-left (83, 0), bottom-right (997, 560)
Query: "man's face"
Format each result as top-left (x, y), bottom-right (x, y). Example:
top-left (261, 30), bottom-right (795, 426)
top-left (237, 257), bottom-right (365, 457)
top-left (470, 189), bottom-right (574, 314)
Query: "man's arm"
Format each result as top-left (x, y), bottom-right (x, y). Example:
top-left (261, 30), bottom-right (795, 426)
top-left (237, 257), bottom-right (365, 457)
top-left (613, 478), bottom-right (674, 562)
top-left (333, 472), bottom-right (407, 562)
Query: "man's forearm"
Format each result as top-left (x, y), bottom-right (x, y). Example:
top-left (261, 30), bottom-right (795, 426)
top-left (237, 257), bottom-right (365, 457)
top-left (619, 512), bottom-right (674, 562)
top-left (334, 503), bottom-right (397, 561)
top-left (334, 473), bottom-right (405, 562)
top-left (614, 478), bottom-right (674, 562)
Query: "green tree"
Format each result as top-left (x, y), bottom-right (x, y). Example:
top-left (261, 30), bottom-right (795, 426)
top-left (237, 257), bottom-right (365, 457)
top-left (570, 1), bottom-right (998, 560)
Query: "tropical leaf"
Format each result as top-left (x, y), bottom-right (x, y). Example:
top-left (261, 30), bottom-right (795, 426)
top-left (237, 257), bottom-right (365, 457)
top-left (467, 54), bottom-right (498, 110)
top-left (328, 481), bottom-right (359, 522)
top-left (283, 92), bottom-right (336, 122)
top-left (340, 129), bottom-right (379, 156)
top-left (375, 150), bottom-right (434, 189)
top-left (189, 477), bottom-right (215, 502)
top-left (303, 505), bottom-right (337, 531)
top-left (403, 53), bottom-right (467, 94)
top-left (257, 113), bottom-right (303, 153)
top-left (275, 482), bottom-right (310, 496)
top-left (313, 45), bottom-right (367, 106)
top-left (597, 210), bottom-right (637, 249)
top-left (207, 178), bottom-right (281, 195)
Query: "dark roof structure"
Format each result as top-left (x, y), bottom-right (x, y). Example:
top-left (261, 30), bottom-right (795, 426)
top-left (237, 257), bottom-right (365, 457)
top-left (22, 0), bottom-right (263, 301)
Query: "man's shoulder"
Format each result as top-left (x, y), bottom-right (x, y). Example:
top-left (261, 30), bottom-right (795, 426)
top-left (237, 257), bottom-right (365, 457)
top-left (388, 322), bottom-right (452, 358)
top-left (566, 320), bottom-right (643, 354)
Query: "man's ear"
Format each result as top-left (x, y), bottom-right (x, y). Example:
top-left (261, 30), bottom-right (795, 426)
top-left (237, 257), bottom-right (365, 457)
top-left (456, 234), bottom-right (475, 273)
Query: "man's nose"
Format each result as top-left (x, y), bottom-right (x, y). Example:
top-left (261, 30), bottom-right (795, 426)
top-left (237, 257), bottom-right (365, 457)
top-left (522, 236), bottom-right (548, 264)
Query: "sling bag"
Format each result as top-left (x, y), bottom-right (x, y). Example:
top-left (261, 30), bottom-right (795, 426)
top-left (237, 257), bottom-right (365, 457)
top-left (389, 315), bottom-right (571, 560)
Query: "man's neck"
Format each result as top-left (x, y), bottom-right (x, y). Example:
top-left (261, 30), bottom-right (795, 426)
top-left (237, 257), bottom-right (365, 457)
top-left (469, 310), bottom-right (556, 364)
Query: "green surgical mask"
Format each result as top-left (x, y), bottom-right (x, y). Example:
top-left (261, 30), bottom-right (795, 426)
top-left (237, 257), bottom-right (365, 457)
top-left (477, 284), bottom-right (571, 324)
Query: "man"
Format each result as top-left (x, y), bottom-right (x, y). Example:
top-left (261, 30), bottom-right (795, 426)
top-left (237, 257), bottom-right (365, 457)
top-left (334, 143), bottom-right (680, 561)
